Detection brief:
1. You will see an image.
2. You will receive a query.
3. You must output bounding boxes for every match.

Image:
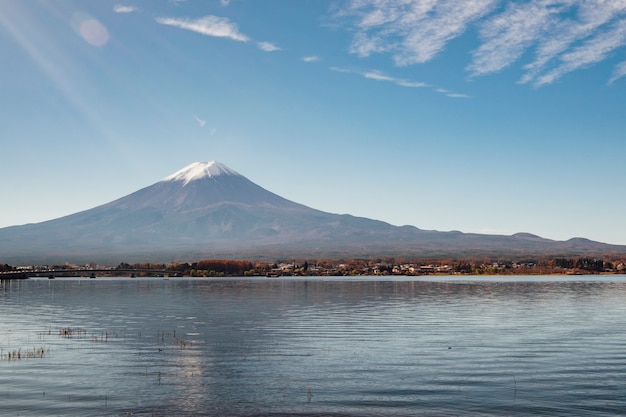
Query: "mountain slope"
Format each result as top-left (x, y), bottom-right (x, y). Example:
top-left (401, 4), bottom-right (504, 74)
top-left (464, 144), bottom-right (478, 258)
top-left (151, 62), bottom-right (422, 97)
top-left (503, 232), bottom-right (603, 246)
top-left (1, 161), bottom-right (624, 263)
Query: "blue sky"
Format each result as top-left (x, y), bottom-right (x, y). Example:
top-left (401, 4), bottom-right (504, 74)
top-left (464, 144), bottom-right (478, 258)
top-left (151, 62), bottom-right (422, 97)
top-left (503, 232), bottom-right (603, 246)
top-left (1, 0), bottom-right (625, 245)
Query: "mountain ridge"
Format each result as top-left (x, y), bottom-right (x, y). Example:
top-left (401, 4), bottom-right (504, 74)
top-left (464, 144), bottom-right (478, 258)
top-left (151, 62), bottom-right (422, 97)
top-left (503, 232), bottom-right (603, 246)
top-left (1, 161), bottom-right (624, 264)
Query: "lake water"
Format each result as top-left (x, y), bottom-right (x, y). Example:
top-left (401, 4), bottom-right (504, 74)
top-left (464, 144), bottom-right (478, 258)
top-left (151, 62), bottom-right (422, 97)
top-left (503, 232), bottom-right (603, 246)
top-left (2, 276), bottom-right (626, 416)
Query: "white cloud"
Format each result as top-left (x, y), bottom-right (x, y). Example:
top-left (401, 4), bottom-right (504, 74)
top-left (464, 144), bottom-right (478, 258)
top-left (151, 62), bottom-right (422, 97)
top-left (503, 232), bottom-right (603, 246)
top-left (157, 15), bottom-right (279, 53)
top-left (349, 32), bottom-right (392, 57)
top-left (220, 0), bottom-right (231, 6)
top-left (609, 60), bottom-right (626, 83)
top-left (193, 114), bottom-right (206, 127)
top-left (343, 0), bottom-right (498, 65)
top-left (113, 5), bottom-right (138, 13)
top-left (302, 55), bottom-right (320, 62)
top-left (332, 67), bottom-right (431, 90)
top-left (445, 92), bottom-right (470, 98)
top-left (330, 66), bottom-right (351, 74)
top-left (535, 18), bottom-right (626, 86)
top-left (433, 87), bottom-right (469, 98)
top-left (514, 0), bottom-right (626, 86)
top-left (397, 0), bottom-right (499, 65)
top-left (156, 15), bottom-right (249, 42)
top-left (338, 0), bottom-right (626, 86)
top-left (363, 70), bottom-right (396, 81)
top-left (257, 41), bottom-right (281, 52)
top-left (395, 79), bottom-right (427, 88)
top-left (468, 1), bottom-right (565, 77)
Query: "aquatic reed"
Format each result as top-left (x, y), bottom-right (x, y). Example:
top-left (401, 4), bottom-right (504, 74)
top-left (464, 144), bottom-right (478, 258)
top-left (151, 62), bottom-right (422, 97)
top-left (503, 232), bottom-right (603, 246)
top-left (1, 346), bottom-right (48, 360)
top-left (59, 327), bottom-right (87, 338)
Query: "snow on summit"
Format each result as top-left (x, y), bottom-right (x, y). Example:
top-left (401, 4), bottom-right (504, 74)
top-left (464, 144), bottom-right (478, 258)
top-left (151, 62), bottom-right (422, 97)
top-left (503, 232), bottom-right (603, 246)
top-left (162, 161), bottom-right (239, 185)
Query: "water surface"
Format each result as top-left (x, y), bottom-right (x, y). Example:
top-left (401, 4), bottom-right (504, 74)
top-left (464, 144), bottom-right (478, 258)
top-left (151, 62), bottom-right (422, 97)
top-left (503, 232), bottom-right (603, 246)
top-left (2, 276), bottom-right (626, 416)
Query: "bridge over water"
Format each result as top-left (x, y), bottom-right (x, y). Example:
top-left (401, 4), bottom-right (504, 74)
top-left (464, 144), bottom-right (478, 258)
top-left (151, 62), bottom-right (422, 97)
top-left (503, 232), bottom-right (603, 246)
top-left (0, 269), bottom-right (182, 279)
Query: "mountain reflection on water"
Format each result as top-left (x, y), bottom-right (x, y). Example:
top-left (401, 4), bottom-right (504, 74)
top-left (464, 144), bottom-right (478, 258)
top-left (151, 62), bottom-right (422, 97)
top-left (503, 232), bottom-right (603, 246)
top-left (2, 276), bottom-right (626, 416)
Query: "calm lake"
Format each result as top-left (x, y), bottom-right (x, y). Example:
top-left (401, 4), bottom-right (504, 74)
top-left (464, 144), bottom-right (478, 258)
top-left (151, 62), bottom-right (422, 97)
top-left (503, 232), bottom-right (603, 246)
top-left (2, 276), bottom-right (626, 416)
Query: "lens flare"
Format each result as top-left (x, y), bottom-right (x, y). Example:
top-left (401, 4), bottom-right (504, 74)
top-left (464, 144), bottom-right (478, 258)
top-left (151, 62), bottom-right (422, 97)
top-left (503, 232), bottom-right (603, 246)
top-left (72, 12), bottom-right (109, 46)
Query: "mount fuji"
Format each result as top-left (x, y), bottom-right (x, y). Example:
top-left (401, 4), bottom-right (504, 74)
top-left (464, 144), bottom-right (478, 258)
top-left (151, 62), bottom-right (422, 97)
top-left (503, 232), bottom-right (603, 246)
top-left (1, 161), bottom-right (624, 263)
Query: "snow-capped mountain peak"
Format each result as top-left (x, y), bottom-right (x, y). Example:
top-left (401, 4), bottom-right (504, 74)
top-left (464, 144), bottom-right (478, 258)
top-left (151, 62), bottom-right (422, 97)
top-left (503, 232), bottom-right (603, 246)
top-left (162, 161), bottom-right (239, 185)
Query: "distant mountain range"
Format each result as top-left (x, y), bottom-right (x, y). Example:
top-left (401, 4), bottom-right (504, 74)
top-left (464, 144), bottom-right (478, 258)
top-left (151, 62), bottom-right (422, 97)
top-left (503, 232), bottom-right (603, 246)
top-left (1, 161), bottom-right (624, 264)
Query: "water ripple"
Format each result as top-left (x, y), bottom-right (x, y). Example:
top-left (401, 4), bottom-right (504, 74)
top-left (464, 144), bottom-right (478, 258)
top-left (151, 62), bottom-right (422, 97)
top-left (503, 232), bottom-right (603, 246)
top-left (2, 277), bottom-right (626, 416)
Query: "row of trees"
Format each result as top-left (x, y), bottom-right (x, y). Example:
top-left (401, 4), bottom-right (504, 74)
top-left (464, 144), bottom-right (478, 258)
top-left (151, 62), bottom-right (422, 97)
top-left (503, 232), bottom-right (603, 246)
top-left (552, 257), bottom-right (610, 272)
top-left (116, 260), bottom-right (256, 277)
top-left (3, 256), bottom-right (622, 277)
top-left (111, 255), bottom-right (625, 276)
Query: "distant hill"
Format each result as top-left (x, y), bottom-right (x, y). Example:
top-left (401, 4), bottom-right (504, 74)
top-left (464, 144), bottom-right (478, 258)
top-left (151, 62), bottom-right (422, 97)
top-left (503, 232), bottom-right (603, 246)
top-left (1, 161), bottom-right (624, 264)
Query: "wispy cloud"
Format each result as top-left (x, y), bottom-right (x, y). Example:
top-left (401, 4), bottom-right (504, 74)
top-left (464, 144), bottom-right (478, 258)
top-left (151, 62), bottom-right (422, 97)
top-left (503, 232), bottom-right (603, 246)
top-left (157, 15), bottom-right (281, 53)
top-left (609, 60), bottom-right (626, 83)
top-left (467, 1), bottom-right (563, 78)
top-left (257, 41), bottom-right (280, 52)
top-left (193, 114), bottom-right (206, 127)
top-left (331, 67), bottom-right (428, 89)
top-left (302, 55), bottom-right (320, 62)
top-left (395, 79), bottom-right (428, 88)
top-left (113, 5), bottom-right (138, 13)
top-left (329, 66), bottom-right (351, 74)
top-left (362, 70), bottom-right (396, 82)
top-left (342, 0), bottom-right (498, 65)
top-left (332, 66), bottom-right (470, 97)
top-left (474, 0), bottom-right (626, 87)
top-left (156, 15), bottom-right (249, 42)
top-left (435, 88), bottom-right (470, 98)
top-left (220, 0), bottom-right (231, 6)
top-left (337, 0), bottom-right (626, 86)
top-left (445, 92), bottom-right (471, 98)
top-left (534, 18), bottom-right (626, 87)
